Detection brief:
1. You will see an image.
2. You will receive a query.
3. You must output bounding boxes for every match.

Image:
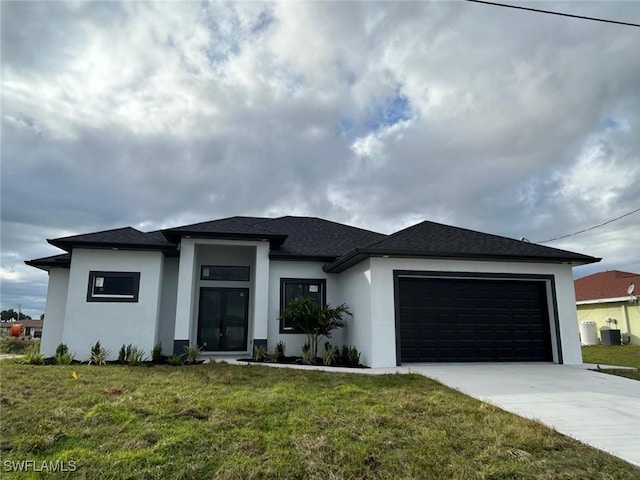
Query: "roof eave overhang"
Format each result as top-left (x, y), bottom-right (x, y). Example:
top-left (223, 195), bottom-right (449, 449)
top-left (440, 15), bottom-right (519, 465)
top-left (47, 239), bottom-right (178, 256)
top-left (24, 259), bottom-right (71, 272)
top-left (270, 253), bottom-right (337, 263)
top-left (324, 249), bottom-right (602, 273)
top-left (162, 230), bottom-right (288, 248)
top-left (577, 296), bottom-right (635, 305)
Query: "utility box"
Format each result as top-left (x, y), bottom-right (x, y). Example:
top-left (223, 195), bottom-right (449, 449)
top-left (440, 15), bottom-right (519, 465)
top-left (579, 321), bottom-right (598, 346)
top-left (600, 328), bottom-right (621, 346)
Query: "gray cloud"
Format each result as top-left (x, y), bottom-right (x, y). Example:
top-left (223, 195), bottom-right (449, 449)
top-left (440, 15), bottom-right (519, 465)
top-left (2, 1), bottom-right (639, 316)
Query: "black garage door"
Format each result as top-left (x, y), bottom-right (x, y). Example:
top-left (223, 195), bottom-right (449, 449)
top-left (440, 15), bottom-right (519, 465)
top-left (397, 277), bottom-right (552, 362)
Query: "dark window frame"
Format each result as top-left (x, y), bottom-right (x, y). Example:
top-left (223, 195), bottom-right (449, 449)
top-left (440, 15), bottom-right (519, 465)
top-left (279, 278), bottom-right (326, 333)
top-left (87, 271), bottom-right (140, 303)
top-left (200, 265), bottom-right (250, 282)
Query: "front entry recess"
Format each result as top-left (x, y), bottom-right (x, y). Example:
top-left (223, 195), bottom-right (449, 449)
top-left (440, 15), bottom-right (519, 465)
top-left (198, 288), bottom-right (249, 351)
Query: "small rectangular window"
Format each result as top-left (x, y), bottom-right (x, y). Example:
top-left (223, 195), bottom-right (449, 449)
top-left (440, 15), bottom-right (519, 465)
top-left (279, 278), bottom-right (326, 333)
top-left (201, 266), bottom-right (250, 281)
top-left (87, 271), bottom-right (140, 302)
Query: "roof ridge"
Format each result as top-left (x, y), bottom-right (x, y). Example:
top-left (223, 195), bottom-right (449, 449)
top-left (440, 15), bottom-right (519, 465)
top-left (271, 215), bottom-right (385, 236)
top-left (577, 270), bottom-right (639, 281)
top-left (164, 215), bottom-right (271, 231)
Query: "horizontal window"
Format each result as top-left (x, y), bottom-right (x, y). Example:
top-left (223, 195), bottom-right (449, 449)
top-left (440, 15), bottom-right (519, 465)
top-left (87, 271), bottom-right (140, 303)
top-left (201, 266), bottom-right (250, 282)
top-left (280, 278), bottom-right (326, 333)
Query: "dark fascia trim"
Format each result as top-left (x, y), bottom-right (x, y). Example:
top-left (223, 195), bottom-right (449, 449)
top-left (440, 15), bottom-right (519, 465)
top-left (392, 270), bottom-right (562, 365)
top-left (47, 239), bottom-right (178, 256)
top-left (162, 229), bottom-right (288, 247)
top-left (24, 258), bottom-right (71, 272)
top-left (324, 248), bottom-right (601, 273)
top-left (269, 253), bottom-right (337, 263)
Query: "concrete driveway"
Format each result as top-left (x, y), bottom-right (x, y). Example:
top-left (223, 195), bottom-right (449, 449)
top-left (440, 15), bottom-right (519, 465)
top-left (404, 363), bottom-right (640, 467)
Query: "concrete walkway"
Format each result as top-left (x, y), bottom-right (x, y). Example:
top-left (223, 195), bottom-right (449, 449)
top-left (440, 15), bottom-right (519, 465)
top-left (403, 363), bottom-right (640, 468)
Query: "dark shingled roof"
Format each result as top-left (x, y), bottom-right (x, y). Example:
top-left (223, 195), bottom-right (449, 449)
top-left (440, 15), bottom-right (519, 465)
top-left (162, 216), bottom-right (385, 260)
top-left (25, 253), bottom-right (71, 271)
top-left (48, 227), bottom-right (175, 252)
top-left (324, 220), bottom-right (600, 272)
top-left (29, 216), bottom-right (600, 272)
top-left (264, 216), bottom-right (386, 260)
top-left (162, 216), bottom-right (286, 245)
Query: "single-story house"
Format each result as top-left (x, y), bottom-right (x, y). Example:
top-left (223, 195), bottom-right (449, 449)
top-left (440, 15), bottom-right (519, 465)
top-left (0, 319), bottom-right (44, 338)
top-left (575, 270), bottom-right (640, 345)
top-left (26, 216), bottom-right (599, 367)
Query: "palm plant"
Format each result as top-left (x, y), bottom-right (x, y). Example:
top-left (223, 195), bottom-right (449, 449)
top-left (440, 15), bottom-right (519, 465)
top-left (278, 297), bottom-right (351, 361)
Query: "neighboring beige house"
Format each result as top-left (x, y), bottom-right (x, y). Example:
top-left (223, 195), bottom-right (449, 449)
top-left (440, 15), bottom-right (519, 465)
top-left (0, 319), bottom-right (44, 338)
top-left (575, 270), bottom-right (640, 345)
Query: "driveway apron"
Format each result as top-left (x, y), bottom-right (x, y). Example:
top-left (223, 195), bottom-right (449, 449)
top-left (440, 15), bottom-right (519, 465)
top-left (405, 363), bottom-right (640, 467)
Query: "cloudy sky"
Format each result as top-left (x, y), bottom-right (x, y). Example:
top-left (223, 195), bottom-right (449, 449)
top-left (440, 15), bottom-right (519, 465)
top-left (2, 1), bottom-right (639, 317)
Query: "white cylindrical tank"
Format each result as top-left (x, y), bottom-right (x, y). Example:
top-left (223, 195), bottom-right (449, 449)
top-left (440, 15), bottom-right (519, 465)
top-left (579, 321), bottom-right (598, 346)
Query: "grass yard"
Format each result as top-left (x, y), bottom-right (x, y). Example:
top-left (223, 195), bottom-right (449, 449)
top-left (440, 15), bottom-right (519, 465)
top-left (1, 362), bottom-right (639, 480)
top-left (581, 345), bottom-right (640, 381)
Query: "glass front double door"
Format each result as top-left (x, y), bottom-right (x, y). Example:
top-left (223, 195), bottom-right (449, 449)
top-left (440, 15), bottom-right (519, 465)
top-left (198, 288), bottom-right (249, 351)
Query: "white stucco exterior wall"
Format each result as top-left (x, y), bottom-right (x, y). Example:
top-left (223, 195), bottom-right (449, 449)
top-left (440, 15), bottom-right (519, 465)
top-left (174, 239), bottom-right (197, 343)
top-left (39, 268), bottom-right (70, 357)
top-left (253, 243), bottom-right (271, 342)
top-left (62, 249), bottom-right (165, 360)
top-left (267, 260), bottom-right (342, 356)
top-left (335, 259), bottom-right (372, 366)
top-left (362, 257), bottom-right (582, 367)
top-left (157, 257), bottom-right (179, 355)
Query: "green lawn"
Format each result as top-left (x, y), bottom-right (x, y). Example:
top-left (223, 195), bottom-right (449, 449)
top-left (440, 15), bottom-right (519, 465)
top-left (1, 362), bottom-right (638, 479)
top-left (582, 345), bottom-right (640, 381)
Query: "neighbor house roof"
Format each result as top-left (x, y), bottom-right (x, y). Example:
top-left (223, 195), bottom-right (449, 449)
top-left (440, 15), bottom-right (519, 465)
top-left (0, 319), bottom-right (43, 329)
top-left (26, 216), bottom-right (600, 271)
top-left (324, 220), bottom-right (600, 272)
top-left (574, 270), bottom-right (640, 302)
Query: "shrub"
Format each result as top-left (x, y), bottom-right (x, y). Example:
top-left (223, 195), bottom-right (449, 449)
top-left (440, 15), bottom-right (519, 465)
top-left (21, 344), bottom-right (44, 365)
top-left (55, 343), bottom-right (69, 358)
top-left (55, 348), bottom-right (74, 365)
top-left (323, 342), bottom-right (336, 366)
top-left (253, 345), bottom-right (266, 362)
top-left (152, 343), bottom-right (163, 364)
top-left (55, 352), bottom-right (74, 365)
top-left (347, 345), bottom-right (361, 367)
top-left (127, 347), bottom-right (146, 366)
top-left (89, 341), bottom-right (109, 366)
top-left (275, 341), bottom-right (286, 358)
top-left (167, 354), bottom-right (184, 366)
top-left (118, 344), bottom-right (134, 364)
top-left (301, 342), bottom-right (313, 363)
top-left (183, 345), bottom-right (202, 365)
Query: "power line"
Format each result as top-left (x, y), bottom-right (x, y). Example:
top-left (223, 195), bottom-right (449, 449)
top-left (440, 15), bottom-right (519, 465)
top-left (466, 0), bottom-right (640, 28)
top-left (537, 207), bottom-right (640, 244)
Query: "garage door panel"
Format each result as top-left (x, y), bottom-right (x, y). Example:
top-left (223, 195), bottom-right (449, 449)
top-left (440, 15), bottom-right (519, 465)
top-left (398, 277), bottom-right (552, 362)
